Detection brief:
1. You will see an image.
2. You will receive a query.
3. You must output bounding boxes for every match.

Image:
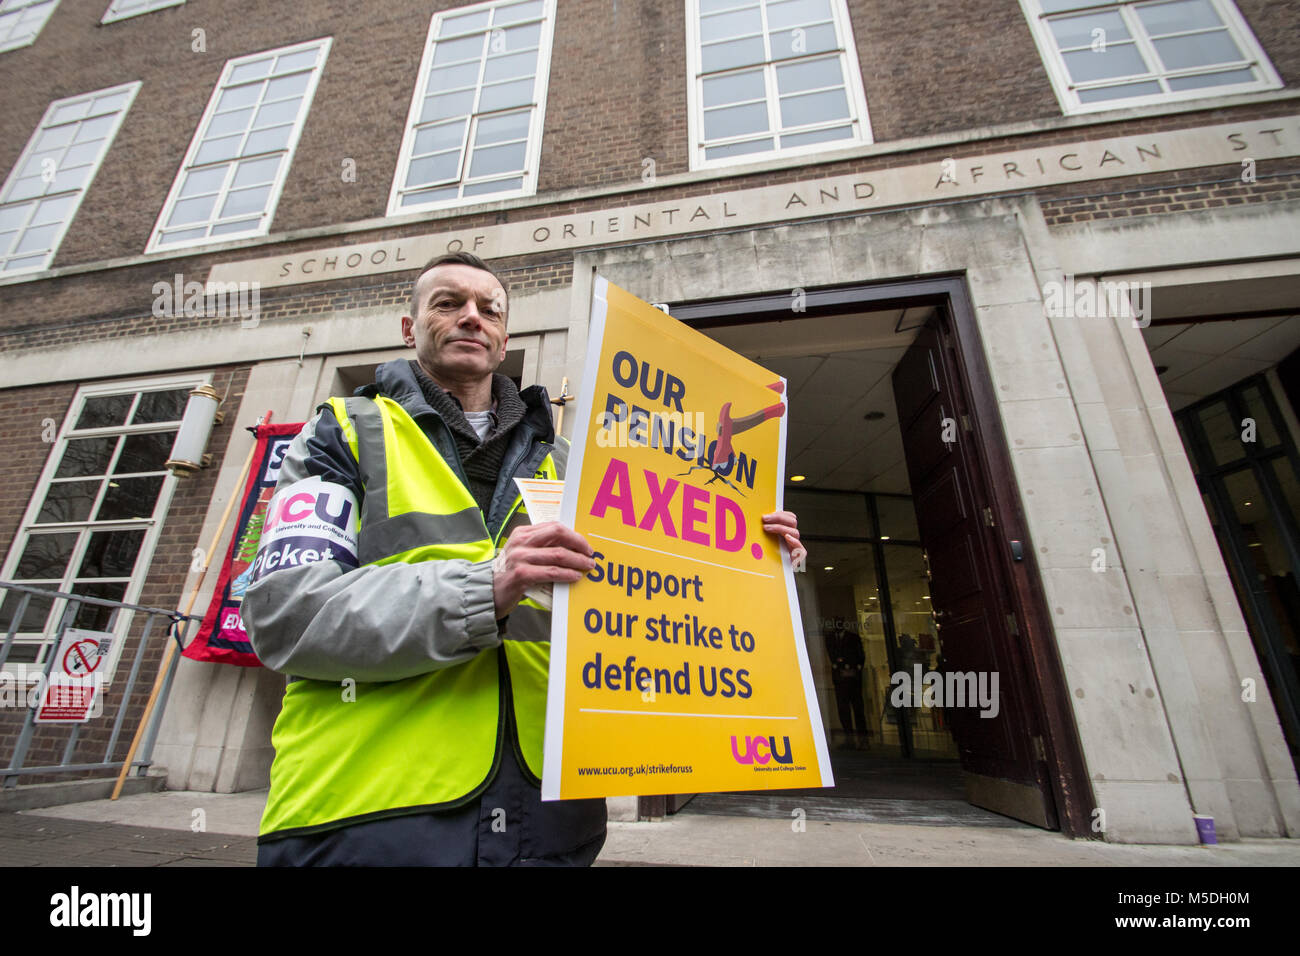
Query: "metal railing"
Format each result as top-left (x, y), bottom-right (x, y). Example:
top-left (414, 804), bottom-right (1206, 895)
top-left (0, 581), bottom-right (196, 788)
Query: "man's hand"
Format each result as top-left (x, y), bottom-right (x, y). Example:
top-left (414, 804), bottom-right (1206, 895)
top-left (493, 521), bottom-right (596, 618)
top-left (762, 510), bottom-right (807, 569)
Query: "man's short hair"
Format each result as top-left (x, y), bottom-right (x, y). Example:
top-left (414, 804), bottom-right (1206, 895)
top-left (408, 251), bottom-right (510, 321)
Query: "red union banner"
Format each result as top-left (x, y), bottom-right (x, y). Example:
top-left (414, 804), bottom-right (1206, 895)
top-left (184, 422), bottom-right (304, 666)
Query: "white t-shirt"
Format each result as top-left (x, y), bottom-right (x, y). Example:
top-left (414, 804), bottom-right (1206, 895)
top-left (465, 409), bottom-right (494, 441)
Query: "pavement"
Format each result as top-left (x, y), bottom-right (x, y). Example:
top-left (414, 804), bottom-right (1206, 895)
top-left (2, 788), bottom-right (1298, 866)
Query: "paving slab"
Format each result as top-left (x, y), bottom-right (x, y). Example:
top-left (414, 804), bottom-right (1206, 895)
top-left (7, 790), bottom-right (1299, 866)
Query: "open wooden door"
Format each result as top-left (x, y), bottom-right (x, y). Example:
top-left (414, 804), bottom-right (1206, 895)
top-left (892, 314), bottom-right (1059, 828)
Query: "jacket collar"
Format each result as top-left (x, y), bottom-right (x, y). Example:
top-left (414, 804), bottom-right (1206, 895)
top-left (359, 358), bottom-right (555, 443)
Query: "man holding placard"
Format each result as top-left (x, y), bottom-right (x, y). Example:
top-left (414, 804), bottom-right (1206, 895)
top-left (244, 252), bottom-right (809, 866)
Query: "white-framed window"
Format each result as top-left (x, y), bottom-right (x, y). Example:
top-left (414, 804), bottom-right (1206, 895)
top-left (388, 0), bottom-right (556, 214)
top-left (0, 82), bottom-right (140, 276)
top-left (101, 0), bottom-right (184, 24)
top-left (0, 0), bottom-right (58, 54)
top-left (145, 37), bottom-right (331, 253)
top-left (0, 374), bottom-right (208, 677)
top-left (1020, 0), bottom-right (1283, 114)
top-left (685, 0), bottom-right (873, 171)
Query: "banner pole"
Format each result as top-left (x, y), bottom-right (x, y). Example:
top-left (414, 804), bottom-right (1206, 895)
top-left (552, 377), bottom-right (569, 435)
top-left (110, 412), bottom-right (272, 800)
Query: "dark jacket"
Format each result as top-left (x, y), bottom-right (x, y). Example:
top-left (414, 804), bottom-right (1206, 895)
top-left (244, 358), bottom-right (560, 683)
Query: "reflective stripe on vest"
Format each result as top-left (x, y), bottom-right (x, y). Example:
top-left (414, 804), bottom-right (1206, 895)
top-left (259, 395), bottom-right (559, 839)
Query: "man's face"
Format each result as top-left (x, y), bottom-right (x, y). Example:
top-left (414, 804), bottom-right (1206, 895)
top-left (402, 263), bottom-right (508, 382)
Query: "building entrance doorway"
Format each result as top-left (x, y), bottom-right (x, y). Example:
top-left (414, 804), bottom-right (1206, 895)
top-left (643, 279), bottom-right (1087, 833)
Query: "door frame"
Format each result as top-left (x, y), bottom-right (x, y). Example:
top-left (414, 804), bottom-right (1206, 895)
top-left (641, 274), bottom-right (1094, 836)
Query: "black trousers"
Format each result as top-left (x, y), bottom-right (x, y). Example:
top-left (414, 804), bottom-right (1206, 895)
top-left (256, 749), bottom-right (607, 867)
top-left (833, 674), bottom-right (868, 736)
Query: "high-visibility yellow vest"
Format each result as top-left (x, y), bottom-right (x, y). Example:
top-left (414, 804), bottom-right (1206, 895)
top-left (258, 395), bottom-right (560, 840)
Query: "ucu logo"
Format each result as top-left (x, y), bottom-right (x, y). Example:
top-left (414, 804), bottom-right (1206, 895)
top-left (263, 487), bottom-right (353, 534)
top-left (730, 735), bottom-right (793, 765)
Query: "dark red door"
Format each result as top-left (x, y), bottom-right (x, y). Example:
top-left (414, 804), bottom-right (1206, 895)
top-left (892, 315), bottom-right (1058, 828)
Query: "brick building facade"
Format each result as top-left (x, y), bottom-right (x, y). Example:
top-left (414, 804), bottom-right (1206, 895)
top-left (1, 0), bottom-right (1298, 844)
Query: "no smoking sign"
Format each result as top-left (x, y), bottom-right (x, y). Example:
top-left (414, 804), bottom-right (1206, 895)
top-left (35, 628), bottom-right (116, 723)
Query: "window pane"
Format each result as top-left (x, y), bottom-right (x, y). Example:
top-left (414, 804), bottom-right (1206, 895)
top-left (701, 36), bottom-right (766, 72)
top-left (433, 33), bottom-right (485, 65)
top-left (194, 133), bottom-right (244, 166)
top-left (157, 226), bottom-right (207, 245)
top-left (76, 529), bottom-right (146, 578)
top-left (0, 203), bottom-right (30, 230)
top-left (97, 475), bottom-right (164, 521)
top-left (776, 56), bottom-right (843, 94)
top-left (13, 222), bottom-right (59, 254)
top-left (428, 62), bottom-right (481, 93)
top-left (399, 185), bottom-right (459, 207)
top-left (55, 437), bottom-right (117, 478)
top-left (231, 156), bottom-right (281, 188)
top-left (1077, 79), bottom-right (1163, 101)
top-left (704, 102), bottom-right (769, 140)
top-left (785, 489), bottom-right (871, 538)
top-left (215, 84), bottom-right (260, 112)
top-left (1240, 385), bottom-right (1280, 449)
top-left (779, 87), bottom-right (849, 126)
top-left (474, 111), bottom-right (529, 145)
top-left (468, 140), bottom-right (527, 178)
top-left (703, 69), bottom-right (765, 108)
top-left (439, 9), bottom-right (490, 35)
top-left (254, 99), bottom-right (301, 129)
top-left (1152, 30), bottom-right (1243, 70)
top-left (699, 7), bottom-right (762, 43)
top-left (494, 20), bottom-right (542, 51)
top-left (493, 0), bottom-right (543, 24)
top-left (477, 78), bottom-right (534, 111)
top-left (274, 48), bottom-right (319, 74)
top-left (72, 115), bottom-right (114, 144)
top-left (70, 582), bottom-right (128, 630)
top-left (228, 58), bottom-right (272, 84)
top-left (264, 72), bottom-right (311, 102)
top-left (482, 49), bottom-right (538, 83)
top-left (1048, 11), bottom-right (1129, 49)
top-left (414, 120), bottom-right (467, 155)
top-left (178, 166), bottom-right (228, 197)
top-left (407, 151), bottom-right (462, 187)
top-left (206, 107), bottom-right (255, 138)
top-left (115, 431), bottom-right (175, 474)
top-left (0, 591), bottom-right (55, 635)
top-left (704, 137), bottom-right (774, 160)
top-left (1197, 400), bottom-right (1244, 467)
top-left (768, 21), bottom-right (837, 59)
top-left (780, 124), bottom-right (853, 149)
top-left (14, 532), bottom-right (78, 580)
top-left (244, 124), bottom-right (294, 155)
top-left (421, 89), bottom-right (477, 123)
top-left (38, 480), bottom-right (101, 524)
top-left (219, 183), bottom-right (273, 218)
top-left (1137, 0), bottom-right (1224, 35)
top-left (1062, 43), bottom-right (1149, 82)
top-left (132, 388), bottom-right (189, 424)
top-left (876, 494), bottom-right (920, 541)
top-left (168, 193), bottom-right (218, 227)
top-left (463, 176), bottom-right (523, 197)
top-left (765, 0), bottom-right (833, 31)
top-left (210, 217), bottom-right (259, 235)
top-left (1166, 66), bottom-right (1256, 89)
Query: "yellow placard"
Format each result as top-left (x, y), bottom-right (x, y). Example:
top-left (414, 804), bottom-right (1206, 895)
top-left (542, 277), bottom-right (833, 799)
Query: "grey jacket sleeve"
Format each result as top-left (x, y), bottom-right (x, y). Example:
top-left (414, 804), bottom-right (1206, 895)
top-left (242, 406), bottom-right (502, 683)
